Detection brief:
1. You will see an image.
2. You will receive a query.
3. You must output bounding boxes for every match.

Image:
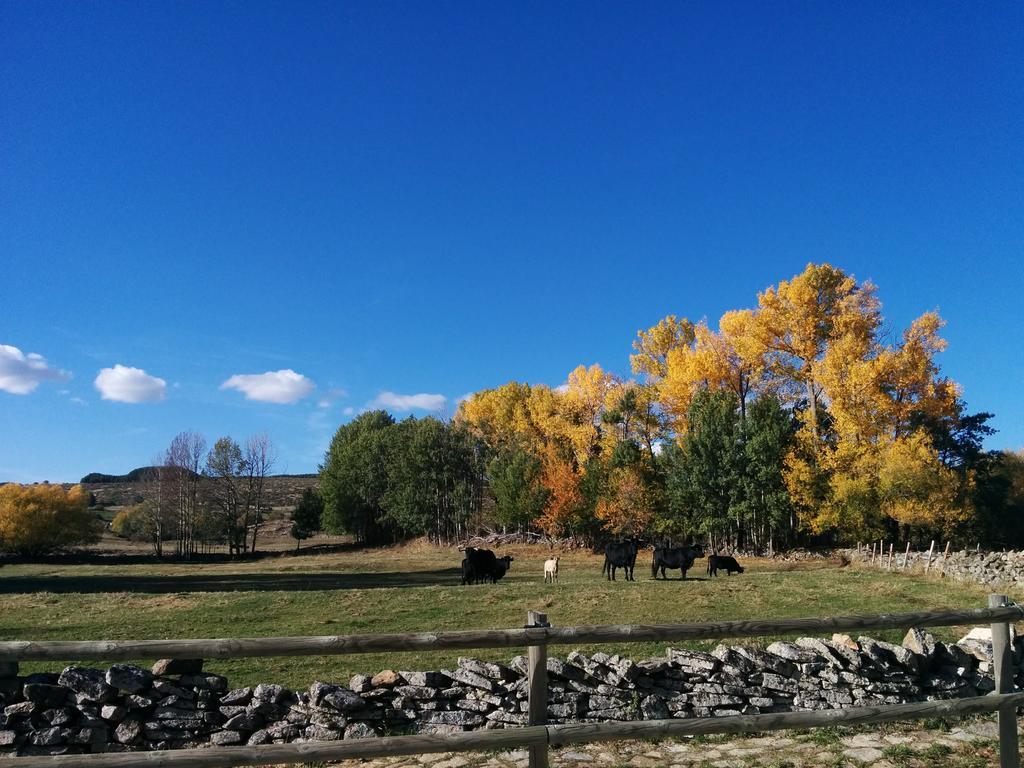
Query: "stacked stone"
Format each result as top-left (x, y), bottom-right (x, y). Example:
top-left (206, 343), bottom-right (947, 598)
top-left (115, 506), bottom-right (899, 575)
top-left (845, 546), bottom-right (1024, 591)
top-left (1, 627), bottom-right (1018, 756)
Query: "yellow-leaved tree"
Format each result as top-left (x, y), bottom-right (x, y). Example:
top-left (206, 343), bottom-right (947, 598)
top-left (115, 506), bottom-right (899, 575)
top-left (595, 466), bottom-right (655, 536)
top-left (0, 484), bottom-right (100, 555)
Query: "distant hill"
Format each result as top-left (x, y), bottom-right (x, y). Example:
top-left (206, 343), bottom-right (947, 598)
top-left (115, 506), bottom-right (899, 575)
top-left (80, 467), bottom-right (163, 484)
top-left (79, 467), bottom-right (316, 484)
top-left (78, 470), bottom-right (318, 509)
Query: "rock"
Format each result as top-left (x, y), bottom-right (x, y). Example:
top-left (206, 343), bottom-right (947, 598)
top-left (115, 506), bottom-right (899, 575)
top-left (666, 648), bottom-right (719, 675)
top-left (247, 728), bottom-right (271, 745)
top-left (765, 642), bottom-right (818, 664)
top-left (41, 707), bottom-right (75, 726)
top-left (59, 667), bottom-right (114, 702)
top-left (639, 695), bottom-right (670, 720)
top-left (368, 669), bottom-right (401, 688)
top-left (319, 686), bottom-right (367, 713)
top-left (114, 718), bottom-right (143, 744)
top-left (151, 659), bottom-right (203, 676)
top-left (831, 634), bottom-right (859, 651)
top-left (344, 722), bottom-right (377, 739)
top-left (400, 671), bottom-right (450, 688)
top-left (0, 730), bottom-right (17, 746)
top-left (902, 627), bottom-right (935, 657)
top-left (264, 722), bottom-right (301, 740)
top-left (125, 694), bottom-right (156, 710)
top-left (253, 684), bottom-right (286, 704)
top-left (349, 674), bottom-right (373, 693)
top-left (0, 663), bottom-right (18, 679)
top-left (224, 711), bottom-right (263, 731)
top-left (220, 687), bottom-right (252, 706)
top-left (101, 704), bottom-right (128, 721)
top-left (304, 724), bottom-right (343, 740)
top-left (32, 727), bottom-right (70, 746)
top-left (106, 664), bottom-right (153, 694)
top-left (425, 710), bottom-right (485, 727)
top-left (458, 658), bottom-right (517, 682)
top-left (179, 673), bottom-right (228, 693)
top-left (444, 667), bottom-right (496, 692)
top-left (210, 729), bottom-right (244, 746)
top-left (23, 684), bottom-right (68, 708)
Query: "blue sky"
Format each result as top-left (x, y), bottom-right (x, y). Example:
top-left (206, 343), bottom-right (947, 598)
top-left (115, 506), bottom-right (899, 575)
top-left (2, 1), bottom-right (1022, 482)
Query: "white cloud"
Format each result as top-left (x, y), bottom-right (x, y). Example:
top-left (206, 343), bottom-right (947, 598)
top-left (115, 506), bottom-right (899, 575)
top-left (317, 387), bottom-right (348, 409)
top-left (94, 365), bottom-right (167, 403)
top-left (554, 383), bottom-right (570, 394)
top-left (0, 344), bottom-right (70, 394)
top-left (342, 406), bottom-right (356, 416)
top-left (371, 391), bottom-right (447, 412)
top-left (221, 369), bottom-right (315, 404)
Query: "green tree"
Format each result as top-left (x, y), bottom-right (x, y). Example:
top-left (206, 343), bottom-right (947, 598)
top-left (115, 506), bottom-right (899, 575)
top-left (488, 444), bottom-right (548, 531)
top-left (382, 417), bottom-right (483, 542)
top-left (320, 410), bottom-right (396, 544)
top-left (290, 488), bottom-right (324, 550)
top-left (664, 388), bottom-right (743, 549)
top-left (738, 394), bottom-right (796, 551)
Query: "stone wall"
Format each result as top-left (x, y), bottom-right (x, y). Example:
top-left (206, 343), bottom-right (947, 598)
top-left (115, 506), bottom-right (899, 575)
top-left (846, 547), bottom-right (1024, 592)
top-left (1, 627), bottom-right (1018, 757)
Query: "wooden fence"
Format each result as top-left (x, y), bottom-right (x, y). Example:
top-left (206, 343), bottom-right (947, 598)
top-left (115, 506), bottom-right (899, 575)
top-left (1, 597), bottom-right (1022, 768)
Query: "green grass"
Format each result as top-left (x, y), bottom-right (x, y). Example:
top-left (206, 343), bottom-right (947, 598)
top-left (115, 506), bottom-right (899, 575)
top-left (0, 543), bottom-right (1002, 688)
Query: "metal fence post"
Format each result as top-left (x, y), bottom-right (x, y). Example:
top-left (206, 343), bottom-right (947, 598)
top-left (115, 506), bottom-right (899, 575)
top-left (527, 610), bottom-right (550, 768)
top-left (990, 594), bottom-right (1020, 768)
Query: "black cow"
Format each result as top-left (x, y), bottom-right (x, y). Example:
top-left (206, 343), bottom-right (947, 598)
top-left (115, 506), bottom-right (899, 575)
top-left (461, 547), bottom-right (514, 584)
top-left (490, 556), bottom-right (513, 583)
top-left (602, 540), bottom-right (640, 581)
top-left (651, 545), bottom-right (704, 580)
top-left (707, 554), bottom-right (744, 577)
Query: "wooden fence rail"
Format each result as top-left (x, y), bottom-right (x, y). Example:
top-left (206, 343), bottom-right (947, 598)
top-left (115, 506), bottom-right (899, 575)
top-left (2, 605), bottom-right (1021, 661)
top-left (1, 598), bottom-right (1022, 768)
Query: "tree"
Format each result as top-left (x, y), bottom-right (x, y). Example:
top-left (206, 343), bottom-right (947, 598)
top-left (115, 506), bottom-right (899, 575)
top-left (320, 411), bottom-right (396, 543)
top-left (665, 388), bottom-right (744, 549)
top-left (738, 395), bottom-right (796, 551)
top-left (749, 263), bottom-right (881, 442)
top-left (488, 444), bottom-right (548, 531)
top-left (381, 417), bottom-right (483, 542)
top-left (165, 431), bottom-right (206, 559)
top-left (290, 488), bottom-right (323, 550)
top-left (596, 466), bottom-right (656, 537)
top-left (536, 446), bottom-right (585, 539)
top-left (243, 433), bottom-right (276, 553)
top-left (205, 436), bottom-right (246, 555)
top-left (631, 315), bottom-right (696, 381)
top-left (0, 484), bottom-right (100, 555)
top-left (111, 500), bottom-right (175, 552)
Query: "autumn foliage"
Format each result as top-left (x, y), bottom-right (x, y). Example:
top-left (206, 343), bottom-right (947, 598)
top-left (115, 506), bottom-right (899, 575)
top-left (453, 262), bottom-right (1001, 548)
top-left (0, 483), bottom-right (100, 555)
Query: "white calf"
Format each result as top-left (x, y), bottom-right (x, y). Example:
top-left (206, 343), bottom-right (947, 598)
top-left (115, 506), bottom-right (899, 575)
top-left (543, 557), bottom-right (559, 583)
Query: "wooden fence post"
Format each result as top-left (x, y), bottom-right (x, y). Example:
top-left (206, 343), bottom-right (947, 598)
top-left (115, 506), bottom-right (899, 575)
top-left (887, 542), bottom-right (894, 570)
top-left (902, 542), bottom-right (911, 571)
top-left (870, 542), bottom-right (876, 564)
top-left (939, 541), bottom-right (951, 577)
top-left (527, 610), bottom-right (550, 768)
top-left (924, 540), bottom-right (935, 573)
top-left (990, 595), bottom-right (1020, 768)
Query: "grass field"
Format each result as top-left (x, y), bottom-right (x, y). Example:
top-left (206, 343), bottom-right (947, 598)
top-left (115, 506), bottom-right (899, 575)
top-left (0, 542), bottom-right (1005, 689)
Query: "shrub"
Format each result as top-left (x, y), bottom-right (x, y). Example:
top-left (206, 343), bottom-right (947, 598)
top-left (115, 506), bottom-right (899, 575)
top-left (0, 484), bottom-right (101, 555)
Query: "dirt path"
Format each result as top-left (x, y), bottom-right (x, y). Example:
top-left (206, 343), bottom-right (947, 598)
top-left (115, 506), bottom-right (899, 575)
top-left (292, 715), bottom-right (1011, 768)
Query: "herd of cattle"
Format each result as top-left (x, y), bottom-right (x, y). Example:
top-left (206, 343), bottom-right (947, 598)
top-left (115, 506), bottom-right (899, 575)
top-left (460, 541), bottom-right (743, 585)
